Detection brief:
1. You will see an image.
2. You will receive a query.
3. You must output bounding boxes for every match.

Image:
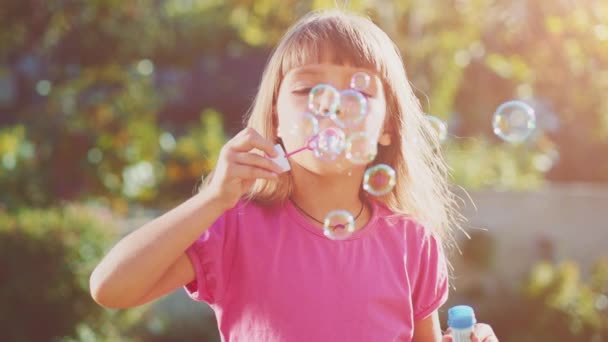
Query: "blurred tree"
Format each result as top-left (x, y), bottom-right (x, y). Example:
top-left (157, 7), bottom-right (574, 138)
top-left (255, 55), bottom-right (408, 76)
top-left (1, 0), bottom-right (608, 211)
top-left (0, 204), bottom-right (146, 341)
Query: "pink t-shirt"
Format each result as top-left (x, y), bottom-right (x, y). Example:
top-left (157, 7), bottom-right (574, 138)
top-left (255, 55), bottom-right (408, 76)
top-left (184, 198), bottom-right (448, 341)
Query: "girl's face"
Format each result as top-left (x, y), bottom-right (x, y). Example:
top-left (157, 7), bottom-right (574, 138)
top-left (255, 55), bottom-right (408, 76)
top-left (276, 63), bottom-right (389, 175)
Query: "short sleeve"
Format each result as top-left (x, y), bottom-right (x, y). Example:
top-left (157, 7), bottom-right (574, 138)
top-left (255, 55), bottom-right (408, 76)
top-left (184, 204), bottom-right (239, 304)
top-left (410, 228), bottom-right (449, 321)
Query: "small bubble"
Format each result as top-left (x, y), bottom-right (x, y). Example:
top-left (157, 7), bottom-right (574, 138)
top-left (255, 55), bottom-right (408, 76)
top-left (363, 164), bottom-right (396, 196)
top-left (323, 210), bottom-right (355, 240)
top-left (350, 72), bottom-right (371, 91)
top-left (492, 100), bottom-right (536, 144)
top-left (425, 115), bottom-right (448, 143)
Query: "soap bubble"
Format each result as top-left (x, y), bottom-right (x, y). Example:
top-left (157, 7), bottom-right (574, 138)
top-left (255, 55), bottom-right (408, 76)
top-left (313, 127), bottom-right (346, 161)
top-left (308, 84), bottom-right (340, 117)
top-left (492, 101), bottom-right (536, 144)
top-left (323, 209), bottom-right (356, 240)
top-left (289, 111), bottom-right (320, 140)
top-left (345, 132), bottom-right (377, 165)
top-left (363, 164), bottom-right (396, 196)
top-left (332, 89), bottom-right (368, 128)
top-left (425, 115), bottom-right (448, 143)
top-left (350, 72), bottom-right (371, 91)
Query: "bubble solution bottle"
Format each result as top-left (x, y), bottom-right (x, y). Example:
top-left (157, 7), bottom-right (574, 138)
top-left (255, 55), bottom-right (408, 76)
top-left (447, 305), bottom-right (476, 342)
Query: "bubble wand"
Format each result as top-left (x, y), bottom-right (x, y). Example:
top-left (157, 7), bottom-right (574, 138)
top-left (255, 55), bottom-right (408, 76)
top-left (283, 135), bottom-right (318, 158)
top-left (268, 135), bottom-right (318, 173)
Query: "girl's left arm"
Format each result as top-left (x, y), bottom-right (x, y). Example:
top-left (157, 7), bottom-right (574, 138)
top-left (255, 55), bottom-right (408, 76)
top-left (412, 310), bottom-right (443, 342)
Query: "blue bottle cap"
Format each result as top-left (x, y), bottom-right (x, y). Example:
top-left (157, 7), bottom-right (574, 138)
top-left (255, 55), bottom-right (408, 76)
top-left (448, 305), bottom-right (476, 329)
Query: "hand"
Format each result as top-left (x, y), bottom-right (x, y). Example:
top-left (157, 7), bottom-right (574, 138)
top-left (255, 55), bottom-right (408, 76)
top-left (207, 127), bottom-right (283, 209)
top-left (442, 323), bottom-right (498, 342)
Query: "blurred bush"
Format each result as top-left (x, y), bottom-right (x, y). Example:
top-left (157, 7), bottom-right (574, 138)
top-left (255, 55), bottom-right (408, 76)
top-left (0, 204), bottom-right (145, 341)
top-left (475, 259), bottom-right (608, 342)
top-left (0, 107), bottom-right (226, 212)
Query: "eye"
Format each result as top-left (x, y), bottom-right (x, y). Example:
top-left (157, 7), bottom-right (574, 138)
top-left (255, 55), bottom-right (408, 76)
top-left (292, 88), bottom-right (312, 95)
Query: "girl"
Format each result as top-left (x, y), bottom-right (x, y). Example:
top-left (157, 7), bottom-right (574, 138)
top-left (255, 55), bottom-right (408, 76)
top-left (90, 9), bottom-right (498, 342)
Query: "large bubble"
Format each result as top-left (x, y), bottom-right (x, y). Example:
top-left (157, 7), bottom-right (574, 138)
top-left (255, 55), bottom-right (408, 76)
top-left (312, 127), bottom-right (346, 161)
top-left (308, 84), bottom-right (340, 118)
top-left (332, 89), bottom-right (368, 128)
top-left (492, 101), bottom-right (536, 144)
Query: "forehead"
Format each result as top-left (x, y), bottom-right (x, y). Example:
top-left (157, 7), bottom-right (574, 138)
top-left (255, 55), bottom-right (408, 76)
top-left (284, 64), bottom-right (378, 81)
top-left (279, 27), bottom-right (385, 78)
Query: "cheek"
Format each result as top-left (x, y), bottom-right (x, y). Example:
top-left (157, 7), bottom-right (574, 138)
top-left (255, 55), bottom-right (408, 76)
top-left (362, 100), bottom-right (387, 137)
top-left (276, 93), bottom-right (312, 149)
top-left (277, 93), bottom-right (308, 126)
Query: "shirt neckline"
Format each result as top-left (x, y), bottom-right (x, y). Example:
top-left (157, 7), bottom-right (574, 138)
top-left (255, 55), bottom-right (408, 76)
top-left (284, 197), bottom-right (381, 241)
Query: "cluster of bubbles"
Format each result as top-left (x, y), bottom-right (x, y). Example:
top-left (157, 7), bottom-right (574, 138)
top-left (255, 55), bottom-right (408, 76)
top-left (290, 71), bottom-right (537, 240)
top-left (288, 72), bottom-right (397, 240)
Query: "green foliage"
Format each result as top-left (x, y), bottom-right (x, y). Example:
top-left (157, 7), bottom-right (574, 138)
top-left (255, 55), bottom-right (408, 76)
top-left (475, 260), bottom-right (608, 342)
top-left (158, 109), bottom-right (228, 206)
top-left (445, 138), bottom-right (548, 190)
top-left (2, 0), bottom-right (608, 212)
top-left (514, 260), bottom-right (608, 341)
top-left (0, 205), bottom-right (144, 341)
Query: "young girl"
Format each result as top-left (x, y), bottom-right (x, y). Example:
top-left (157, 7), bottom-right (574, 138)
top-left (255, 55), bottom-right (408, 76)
top-left (91, 9), bottom-right (498, 342)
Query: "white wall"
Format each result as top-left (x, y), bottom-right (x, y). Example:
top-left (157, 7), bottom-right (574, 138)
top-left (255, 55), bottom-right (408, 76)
top-left (452, 183), bottom-right (608, 291)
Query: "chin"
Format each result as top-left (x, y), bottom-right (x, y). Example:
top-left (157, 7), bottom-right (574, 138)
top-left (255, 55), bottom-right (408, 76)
top-left (290, 155), bottom-right (363, 176)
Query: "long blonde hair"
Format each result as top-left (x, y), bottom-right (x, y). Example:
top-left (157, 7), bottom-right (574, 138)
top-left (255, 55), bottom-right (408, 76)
top-left (204, 9), bottom-right (463, 246)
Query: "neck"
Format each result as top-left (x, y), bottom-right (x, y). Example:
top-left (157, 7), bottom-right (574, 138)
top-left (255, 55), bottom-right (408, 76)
top-left (288, 162), bottom-right (369, 227)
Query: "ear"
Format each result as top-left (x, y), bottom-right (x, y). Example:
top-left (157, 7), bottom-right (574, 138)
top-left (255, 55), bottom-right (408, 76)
top-left (379, 131), bottom-right (391, 146)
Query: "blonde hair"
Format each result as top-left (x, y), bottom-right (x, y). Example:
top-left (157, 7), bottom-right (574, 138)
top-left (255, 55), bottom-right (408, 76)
top-left (203, 9), bottom-right (463, 247)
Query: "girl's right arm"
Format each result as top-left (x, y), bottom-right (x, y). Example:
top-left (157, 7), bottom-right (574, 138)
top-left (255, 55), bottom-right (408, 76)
top-left (89, 128), bottom-right (283, 309)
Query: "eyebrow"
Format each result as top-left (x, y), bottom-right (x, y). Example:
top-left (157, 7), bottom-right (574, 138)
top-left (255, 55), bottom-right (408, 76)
top-left (287, 67), bottom-right (325, 78)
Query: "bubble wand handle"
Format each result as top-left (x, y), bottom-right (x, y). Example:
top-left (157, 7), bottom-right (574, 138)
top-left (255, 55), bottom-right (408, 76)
top-left (284, 146), bottom-right (309, 158)
top-left (284, 135), bottom-right (318, 158)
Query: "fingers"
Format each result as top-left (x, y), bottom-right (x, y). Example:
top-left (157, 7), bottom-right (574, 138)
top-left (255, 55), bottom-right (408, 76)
top-left (473, 323), bottom-right (498, 342)
top-left (442, 335), bottom-right (452, 342)
top-left (229, 164), bottom-right (279, 181)
top-left (233, 152), bottom-right (284, 174)
top-left (229, 127), bottom-right (278, 157)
